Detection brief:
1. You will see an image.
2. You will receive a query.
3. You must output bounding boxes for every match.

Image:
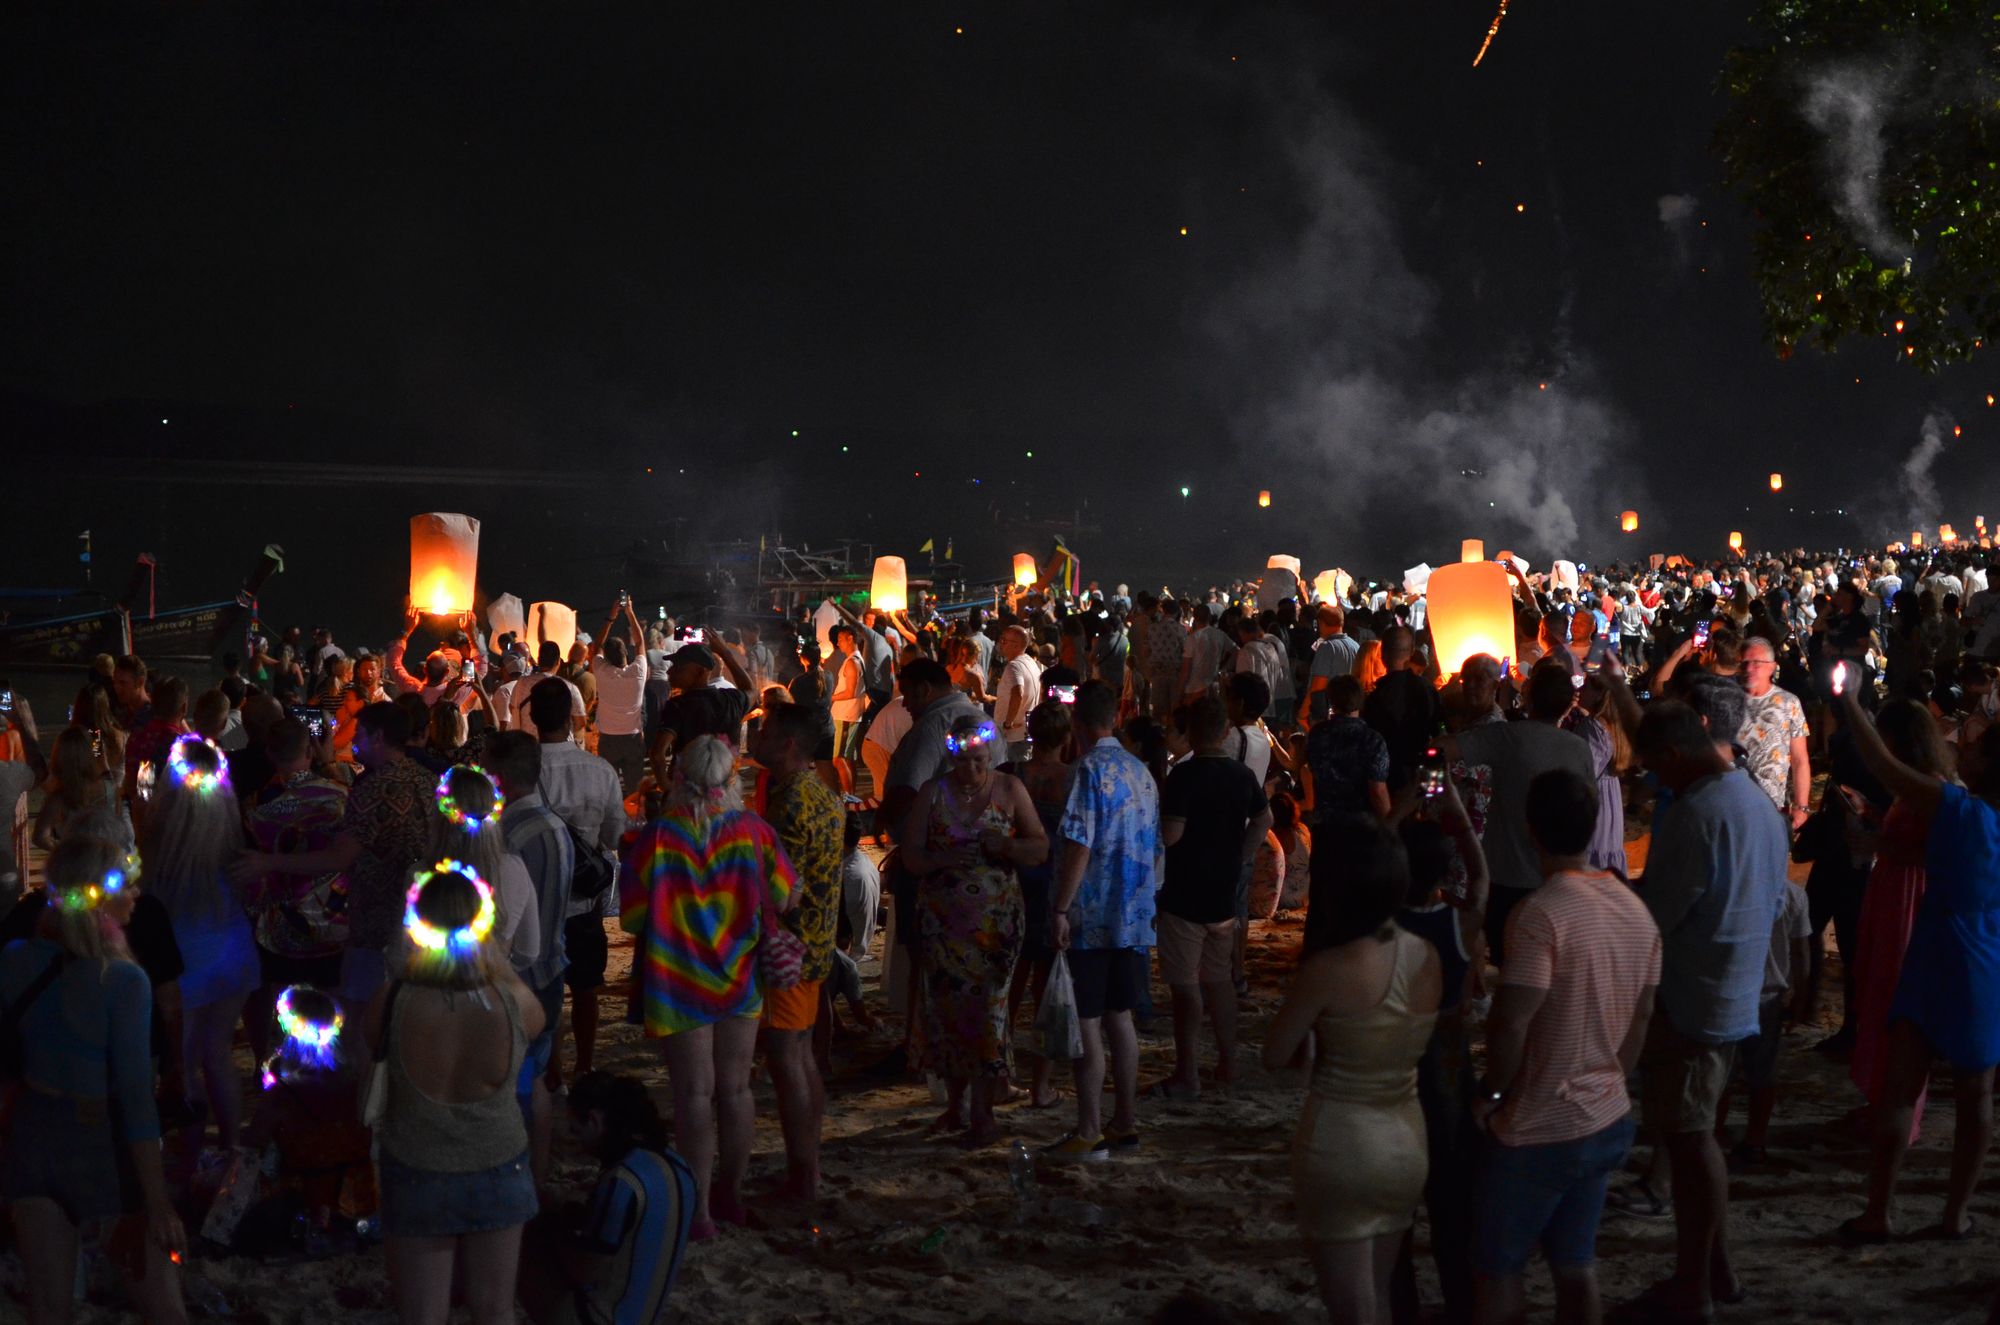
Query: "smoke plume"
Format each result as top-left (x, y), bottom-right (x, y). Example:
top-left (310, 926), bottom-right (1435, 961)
top-left (1207, 93), bottom-right (1637, 566)
top-left (1898, 410), bottom-right (1948, 533)
top-left (1799, 61), bottom-right (1910, 262)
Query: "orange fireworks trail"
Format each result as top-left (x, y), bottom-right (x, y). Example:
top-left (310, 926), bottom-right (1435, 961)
top-left (1472, 0), bottom-right (1511, 67)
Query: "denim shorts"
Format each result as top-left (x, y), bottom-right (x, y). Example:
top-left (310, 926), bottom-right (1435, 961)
top-left (1471, 1114), bottom-right (1634, 1277)
top-left (380, 1150), bottom-right (537, 1238)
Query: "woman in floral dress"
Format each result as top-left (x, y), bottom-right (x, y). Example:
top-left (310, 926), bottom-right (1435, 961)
top-left (901, 715), bottom-right (1049, 1147)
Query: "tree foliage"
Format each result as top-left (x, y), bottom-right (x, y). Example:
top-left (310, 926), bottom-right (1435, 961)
top-left (1717, 1), bottom-right (2000, 369)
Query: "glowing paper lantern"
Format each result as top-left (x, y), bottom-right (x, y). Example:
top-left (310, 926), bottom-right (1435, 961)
top-left (1620, 510), bottom-right (1639, 533)
top-left (1403, 562), bottom-right (1434, 596)
top-left (527, 601), bottom-right (576, 655)
top-left (1258, 489), bottom-right (1272, 508)
top-left (1497, 551), bottom-right (1529, 576)
top-left (1769, 473), bottom-right (1783, 492)
top-left (1728, 531), bottom-right (1743, 552)
top-left (870, 556), bottom-right (908, 613)
top-left (1550, 560), bottom-right (1578, 594)
top-left (1461, 539), bottom-right (1484, 563)
top-left (1012, 553), bottom-right (1037, 588)
top-left (1261, 556), bottom-right (1302, 610)
top-left (408, 513), bottom-right (480, 617)
top-left (1977, 515), bottom-right (1987, 530)
top-left (1426, 561), bottom-right (1515, 680)
top-left (1312, 570), bottom-right (1339, 602)
top-left (1912, 530), bottom-right (1925, 548)
top-left (1942, 524), bottom-right (1958, 544)
top-left (812, 600), bottom-right (841, 654)
top-left (1266, 554), bottom-right (1302, 578)
top-left (486, 593), bottom-right (526, 643)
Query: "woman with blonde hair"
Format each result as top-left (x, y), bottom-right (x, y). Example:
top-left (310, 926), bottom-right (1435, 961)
top-left (34, 725), bottom-right (133, 854)
top-left (1353, 639), bottom-right (1388, 695)
top-left (142, 736), bottom-right (259, 1149)
top-left (3, 835), bottom-right (187, 1323)
top-left (431, 765), bottom-right (539, 970)
top-left (619, 734), bottom-right (796, 1239)
top-left (363, 859), bottom-right (545, 1325)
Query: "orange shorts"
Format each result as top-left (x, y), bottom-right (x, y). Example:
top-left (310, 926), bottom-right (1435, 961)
top-left (761, 978), bottom-right (825, 1032)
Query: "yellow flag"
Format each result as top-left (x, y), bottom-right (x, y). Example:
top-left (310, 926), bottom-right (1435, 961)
top-left (919, 538), bottom-right (934, 554)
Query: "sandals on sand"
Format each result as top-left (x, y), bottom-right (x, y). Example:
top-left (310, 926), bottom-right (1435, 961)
top-left (1605, 1179), bottom-right (1671, 1220)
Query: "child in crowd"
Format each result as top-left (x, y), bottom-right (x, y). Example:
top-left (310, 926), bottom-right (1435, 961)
top-left (237, 984), bottom-right (378, 1241)
top-left (1715, 877), bottom-right (1814, 1165)
top-left (519, 1072), bottom-right (697, 1325)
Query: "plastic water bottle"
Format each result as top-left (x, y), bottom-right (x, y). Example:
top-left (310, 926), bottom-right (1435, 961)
top-left (1008, 1141), bottom-right (1036, 1207)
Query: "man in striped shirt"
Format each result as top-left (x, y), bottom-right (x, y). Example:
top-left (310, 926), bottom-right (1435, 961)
top-left (1471, 768), bottom-right (1660, 1325)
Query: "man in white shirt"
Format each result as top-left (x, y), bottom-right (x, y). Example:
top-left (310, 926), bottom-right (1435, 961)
top-left (993, 625), bottom-right (1043, 761)
top-left (525, 679), bottom-right (626, 1090)
top-left (860, 692), bottom-right (913, 799)
top-left (489, 653), bottom-right (534, 730)
top-left (589, 595), bottom-right (649, 794)
top-left (510, 642), bottom-right (586, 739)
top-left (1179, 604), bottom-right (1235, 704)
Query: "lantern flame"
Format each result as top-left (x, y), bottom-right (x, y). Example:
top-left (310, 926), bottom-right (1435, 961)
top-left (1769, 473), bottom-right (1783, 492)
top-left (1728, 531), bottom-right (1743, 552)
top-left (1258, 489), bottom-right (1271, 508)
top-left (1012, 553), bottom-right (1037, 588)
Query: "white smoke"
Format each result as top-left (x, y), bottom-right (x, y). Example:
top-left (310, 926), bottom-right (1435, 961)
top-left (1899, 410), bottom-right (1949, 532)
top-left (1800, 61), bottom-right (1910, 262)
top-left (1657, 193), bottom-right (1700, 269)
top-left (1207, 95), bottom-right (1636, 563)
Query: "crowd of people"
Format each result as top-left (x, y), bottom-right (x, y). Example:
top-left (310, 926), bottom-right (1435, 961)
top-left (0, 544), bottom-right (1996, 1323)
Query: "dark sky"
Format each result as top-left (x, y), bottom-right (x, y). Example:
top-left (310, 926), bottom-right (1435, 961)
top-left (4, 1), bottom-right (1993, 624)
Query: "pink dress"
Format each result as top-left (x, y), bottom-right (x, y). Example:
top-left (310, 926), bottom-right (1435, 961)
top-left (1849, 800), bottom-right (1930, 1138)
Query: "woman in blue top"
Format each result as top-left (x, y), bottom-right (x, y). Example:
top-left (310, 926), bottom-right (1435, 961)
top-left (3, 834), bottom-right (187, 1322)
top-left (1836, 679), bottom-right (2000, 1243)
top-left (141, 735), bottom-right (260, 1151)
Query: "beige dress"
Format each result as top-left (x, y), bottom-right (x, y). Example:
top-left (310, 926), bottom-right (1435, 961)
top-left (1290, 929), bottom-right (1438, 1242)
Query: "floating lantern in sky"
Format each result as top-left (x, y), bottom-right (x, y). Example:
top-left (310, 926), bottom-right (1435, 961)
top-left (1620, 510), bottom-right (1639, 533)
top-left (1728, 531), bottom-right (1743, 552)
top-left (1978, 515), bottom-right (1988, 531)
top-left (1179, 227), bottom-right (1189, 236)
top-left (1179, 486), bottom-right (1190, 498)
top-left (1942, 524), bottom-right (1959, 544)
top-left (1313, 570), bottom-right (1339, 602)
top-left (486, 593), bottom-right (525, 643)
top-left (528, 602), bottom-right (576, 656)
top-left (1012, 553), bottom-right (1037, 588)
top-left (1894, 319), bottom-right (1906, 333)
top-left (1426, 561), bottom-right (1513, 680)
top-left (1515, 203), bottom-right (1525, 213)
top-left (1461, 539), bottom-right (1484, 563)
top-left (409, 513), bottom-right (480, 617)
top-left (1769, 473), bottom-right (1783, 492)
top-left (1258, 489), bottom-right (1271, 508)
top-left (1912, 530), bottom-right (1925, 547)
top-left (870, 556), bottom-right (908, 613)
top-left (1988, 394), bottom-right (1995, 407)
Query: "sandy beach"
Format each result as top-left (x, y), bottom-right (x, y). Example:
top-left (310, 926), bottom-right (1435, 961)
top-left (66, 852), bottom-right (1993, 1325)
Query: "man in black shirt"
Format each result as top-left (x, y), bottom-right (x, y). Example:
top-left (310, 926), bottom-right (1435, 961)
top-left (647, 641), bottom-right (755, 786)
top-left (1154, 697), bottom-right (1271, 1100)
top-left (1363, 625), bottom-right (1439, 793)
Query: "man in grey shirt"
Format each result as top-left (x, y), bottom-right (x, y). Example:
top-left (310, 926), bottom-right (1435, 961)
top-left (1626, 699), bottom-right (1787, 1323)
top-left (1453, 664), bottom-right (1595, 959)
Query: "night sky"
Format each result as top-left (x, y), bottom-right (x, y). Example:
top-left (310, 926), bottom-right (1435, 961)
top-left (4, 2), bottom-right (1992, 632)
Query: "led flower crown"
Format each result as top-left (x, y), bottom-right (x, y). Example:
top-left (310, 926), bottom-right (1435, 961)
top-left (435, 764), bottom-right (505, 832)
top-left (404, 859), bottom-right (498, 954)
top-left (166, 735), bottom-right (230, 795)
top-left (276, 985), bottom-right (343, 1052)
top-left (944, 720), bottom-right (1000, 757)
top-left (60, 852), bottom-right (140, 913)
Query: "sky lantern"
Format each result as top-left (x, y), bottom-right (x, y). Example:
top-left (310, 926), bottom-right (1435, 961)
top-left (1728, 531), bottom-right (1743, 552)
top-left (527, 601), bottom-right (576, 655)
top-left (1261, 555), bottom-right (1302, 610)
top-left (870, 556), bottom-right (908, 613)
top-left (1978, 515), bottom-right (1987, 531)
top-left (1769, 472), bottom-right (1783, 492)
top-left (1461, 539), bottom-right (1484, 563)
top-left (1426, 561), bottom-right (1514, 681)
top-left (486, 593), bottom-right (525, 643)
top-left (1620, 510), bottom-right (1639, 533)
top-left (1912, 530), bottom-right (1924, 548)
top-left (1942, 524), bottom-right (1958, 544)
top-left (1258, 489), bottom-right (1272, 508)
top-left (1012, 553), bottom-right (1037, 588)
top-left (1312, 570), bottom-right (1340, 602)
top-left (408, 513), bottom-right (480, 617)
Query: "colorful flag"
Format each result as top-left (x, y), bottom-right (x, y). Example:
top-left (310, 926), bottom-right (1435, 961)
top-left (1045, 537), bottom-right (1081, 598)
top-left (944, 538), bottom-right (953, 560)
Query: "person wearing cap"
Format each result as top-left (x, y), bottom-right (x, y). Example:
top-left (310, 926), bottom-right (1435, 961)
top-left (490, 652), bottom-right (536, 731)
top-left (646, 640), bottom-right (755, 785)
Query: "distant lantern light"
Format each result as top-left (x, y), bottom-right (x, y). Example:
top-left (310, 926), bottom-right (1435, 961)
top-left (1461, 539), bottom-right (1484, 563)
top-left (1895, 319), bottom-right (1906, 333)
top-left (1025, 450), bottom-right (1034, 458)
top-left (1942, 524), bottom-right (1959, 544)
top-left (1426, 561), bottom-right (1514, 681)
top-left (1769, 472), bottom-right (1783, 491)
top-left (1978, 515), bottom-right (1987, 530)
top-left (409, 513), bottom-right (480, 617)
top-left (1728, 531), bottom-right (1743, 552)
top-left (1258, 489), bottom-right (1271, 508)
top-left (1012, 553), bottom-right (1037, 588)
top-left (1912, 530), bottom-right (1925, 547)
top-left (791, 429), bottom-right (800, 437)
top-left (870, 556), bottom-right (908, 613)
top-left (1620, 510), bottom-right (1639, 533)
top-left (1180, 486), bottom-right (1190, 498)
top-left (1955, 425), bottom-right (1964, 438)
top-left (1179, 227), bottom-right (1188, 236)
top-left (1515, 203), bottom-right (1525, 213)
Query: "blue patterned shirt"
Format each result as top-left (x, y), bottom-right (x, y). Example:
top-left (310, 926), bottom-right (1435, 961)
top-left (1060, 737), bottom-right (1161, 950)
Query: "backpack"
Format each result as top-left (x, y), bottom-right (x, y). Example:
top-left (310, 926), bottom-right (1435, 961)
top-left (563, 817), bottom-right (617, 901)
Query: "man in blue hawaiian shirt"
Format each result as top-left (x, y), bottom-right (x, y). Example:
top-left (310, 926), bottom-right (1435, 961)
top-left (1047, 680), bottom-right (1161, 1161)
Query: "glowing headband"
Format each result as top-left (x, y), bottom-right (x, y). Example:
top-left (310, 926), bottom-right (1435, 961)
top-left (403, 859), bottom-right (497, 954)
top-left (61, 852), bottom-right (139, 913)
top-left (945, 720), bottom-right (1000, 757)
top-left (275, 986), bottom-right (342, 1053)
top-left (166, 735), bottom-right (229, 795)
top-left (435, 765), bottom-right (505, 832)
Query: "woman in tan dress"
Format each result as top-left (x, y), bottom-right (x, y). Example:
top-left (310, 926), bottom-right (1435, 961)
top-left (1264, 819), bottom-right (1441, 1324)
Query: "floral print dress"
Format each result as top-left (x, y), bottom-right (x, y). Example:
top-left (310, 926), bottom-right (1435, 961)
top-left (915, 780), bottom-right (1025, 1081)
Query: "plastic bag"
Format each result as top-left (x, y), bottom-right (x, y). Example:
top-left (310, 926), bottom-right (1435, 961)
top-left (1037, 954), bottom-right (1083, 1061)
